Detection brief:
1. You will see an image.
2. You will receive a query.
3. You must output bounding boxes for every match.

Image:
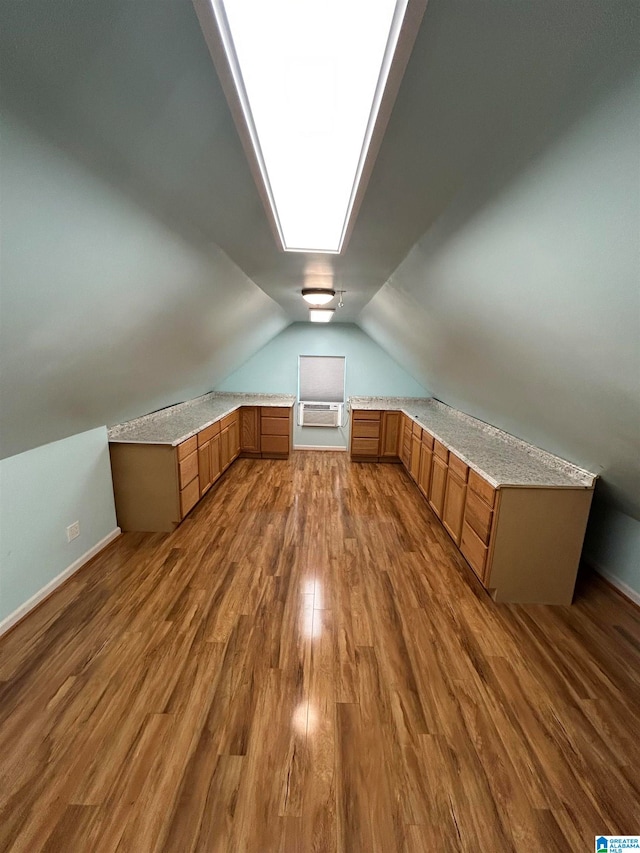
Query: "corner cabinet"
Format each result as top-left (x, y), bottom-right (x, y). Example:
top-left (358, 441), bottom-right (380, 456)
top-left (351, 407), bottom-right (594, 605)
top-left (110, 404), bottom-right (293, 533)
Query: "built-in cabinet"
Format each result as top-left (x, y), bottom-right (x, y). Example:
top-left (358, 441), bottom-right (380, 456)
top-left (110, 405), bottom-right (292, 533)
top-left (349, 407), bottom-right (594, 604)
top-left (350, 409), bottom-right (403, 462)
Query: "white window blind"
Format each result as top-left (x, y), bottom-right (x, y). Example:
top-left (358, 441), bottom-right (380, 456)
top-left (298, 356), bottom-right (346, 403)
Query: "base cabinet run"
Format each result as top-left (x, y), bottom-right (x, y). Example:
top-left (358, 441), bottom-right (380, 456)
top-left (110, 405), bottom-right (292, 533)
top-left (351, 409), bottom-right (594, 604)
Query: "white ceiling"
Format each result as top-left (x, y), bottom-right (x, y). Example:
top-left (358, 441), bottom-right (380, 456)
top-left (2, 0), bottom-right (635, 324)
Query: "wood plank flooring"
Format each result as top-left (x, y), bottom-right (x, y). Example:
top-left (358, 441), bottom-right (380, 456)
top-left (1, 451), bottom-right (639, 852)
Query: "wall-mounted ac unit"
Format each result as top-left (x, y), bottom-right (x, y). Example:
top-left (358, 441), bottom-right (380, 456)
top-left (298, 402), bottom-right (343, 428)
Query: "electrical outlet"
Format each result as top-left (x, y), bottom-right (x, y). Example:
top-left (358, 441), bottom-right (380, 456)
top-left (66, 521), bottom-right (80, 542)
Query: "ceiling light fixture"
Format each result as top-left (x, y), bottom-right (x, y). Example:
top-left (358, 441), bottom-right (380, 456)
top-left (201, 0), bottom-right (426, 254)
top-left (309, 308), bottom-right (335, 323)
top-left (302, 288), bottom-right (336, 306)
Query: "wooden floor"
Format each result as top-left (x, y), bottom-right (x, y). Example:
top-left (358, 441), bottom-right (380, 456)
top-left (1, 452), bottom-right (639, 852)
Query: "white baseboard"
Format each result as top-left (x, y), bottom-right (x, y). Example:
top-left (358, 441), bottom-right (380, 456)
top-left (586, 558), bottom-right (640, 607)
top-left (293, 445), bottom-right (348, 451)
top-left (0, 528), bottom-right (121, 638)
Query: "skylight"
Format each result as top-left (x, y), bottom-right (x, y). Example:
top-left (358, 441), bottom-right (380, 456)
top-left (210, 0), bottom-right (409, 253)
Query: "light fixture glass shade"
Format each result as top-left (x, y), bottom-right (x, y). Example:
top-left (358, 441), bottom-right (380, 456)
top-left (302, 288), bottom-right (336, 306)
top-left (309, 308), bottom-right (335, 323)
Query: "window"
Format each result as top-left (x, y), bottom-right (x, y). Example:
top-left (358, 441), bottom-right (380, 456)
top-left (298, 356), bottom-right (346, 403)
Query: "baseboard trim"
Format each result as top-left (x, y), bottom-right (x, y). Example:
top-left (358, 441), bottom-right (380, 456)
top-left (585, 557), bottom-right (640, 608)
top-left (0, 528), bottom-right (121, 638)
top-left (293, 445), bottom-right (348, 451)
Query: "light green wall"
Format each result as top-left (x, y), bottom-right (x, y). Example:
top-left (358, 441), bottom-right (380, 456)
top-left (217, 322), bottom-right (429, 447)
top-left (360, 75), bottom-right (640, 595)
top-left (0, 113), bottom-right (287, 461)
top-left (0, 427), bottom-right (118, 626)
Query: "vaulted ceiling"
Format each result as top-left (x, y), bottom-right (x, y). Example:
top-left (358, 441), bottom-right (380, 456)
top-left (1, 0), bottom-right (638, 520)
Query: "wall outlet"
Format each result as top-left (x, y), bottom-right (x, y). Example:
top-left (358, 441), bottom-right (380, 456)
top-left (66, 521), bottom-right (80, 542)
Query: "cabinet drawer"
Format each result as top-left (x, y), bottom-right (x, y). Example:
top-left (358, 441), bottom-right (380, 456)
top-left (351, 437), bottom-right (380, 456)
top-left (177, 436), bottom-right (197, 460)
top-left (197, 421), bottom-right (220, 446)
top-left (352, 421), bottom-right (380, 439)
top-left (261, 434), bottom-right (289, 455)
top-left (179, 449), bottom-right (199, 488)
top-left (421, 430), bottom-right (434, 451)
top-left (180, 477), bottom-right (200, 519)
top-left (261, 406), bottom-right (290, 418)
top-left (461, 521), bottom-right (488, 582)
top-left (433, 439), bottom-right (449, 462)
top-left (412, 421), bottom-right (422, 438)
top-left (352, 410), bottom-right (380, 420)
top-left (220, 411), bottom-right (239, 431)
top-left (448, 452), bottom-right (468, 481)
top-left (261, 416), bottom-right (290, 436)
top-left (468, 469), bottom-right (496, 507)
top-left (464, 489), bottom-right (494, 545)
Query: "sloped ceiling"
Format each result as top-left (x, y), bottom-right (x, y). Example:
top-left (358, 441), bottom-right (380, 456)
top-left (1, 0), bottom-right (638, 524)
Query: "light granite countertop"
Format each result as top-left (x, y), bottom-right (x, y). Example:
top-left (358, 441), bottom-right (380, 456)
top-left (349, 396), bottom-right (597, 489)
top-left (108, 392), bottom-right (295, 446)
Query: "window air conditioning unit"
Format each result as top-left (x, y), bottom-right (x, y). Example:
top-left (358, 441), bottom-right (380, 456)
top-left (298, 402), bottom-right (343, 428)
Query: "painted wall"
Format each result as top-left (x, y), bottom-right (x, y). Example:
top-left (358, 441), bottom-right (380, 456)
top-left (0, 113), bottom-right (288, 460)
top-left (0, 427), bottom-right (118, 628)
top-left (360, 74), bottom-right (640, 594)
top-left (217, 323), bottom-right (429, 447)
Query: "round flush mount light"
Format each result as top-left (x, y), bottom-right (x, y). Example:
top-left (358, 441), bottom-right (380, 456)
top-left (302, 288), bottom-right (335, 306)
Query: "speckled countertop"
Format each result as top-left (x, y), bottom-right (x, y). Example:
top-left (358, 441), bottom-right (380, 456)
top-left (108, 392), bottom-right (295, 446)
top-left (349, 396), bottom-right (597, 489)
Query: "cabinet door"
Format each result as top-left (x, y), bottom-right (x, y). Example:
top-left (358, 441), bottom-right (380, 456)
top-left (240, 407), bottom-right (260, 453)
top-left (429, 456), bottom-right (448, 519)
top-left (220, 426), bottom-right (231, 471)
top-left (418, 446), bottom-right (433, 498)
top-left (230, 416), bottom-right (240, 460)
top-left (442, 470), bottom-right (467, 545)
top-left (410, 434), bottom-right (421, 481)
top-left (401, 416), bottom-right (412, 469)
top-left (198, 440), bottom-right (212, 496)
top-left (380, 411), bottom-right (401, 458)
top-left (210, 433), bottom-right (222, 483)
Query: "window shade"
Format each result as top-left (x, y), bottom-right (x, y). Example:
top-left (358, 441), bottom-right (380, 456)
top-left (298, 356), bottom-right (346, 403)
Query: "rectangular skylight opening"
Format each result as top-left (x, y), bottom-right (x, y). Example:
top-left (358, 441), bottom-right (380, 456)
top-left (208, 0), bottom-right (411, 254)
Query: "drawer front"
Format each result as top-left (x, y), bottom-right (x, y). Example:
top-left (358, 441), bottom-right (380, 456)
top-left (261, 416), bottom-right (290, 436)
top-left (468, 469), bottom-right (496, 507)
top-left (177, 435), bottom-right (197, 460)
top-left (179, 449), bottom-right (199, 488)
top-left (464, 489), bottom-right (494, 545)
top-left (180, 477), bottom-right (200, 519)
top-left (352, 421), bottom-right (380, 439)
top-left (412, 421), bottom-right (422, 438)
top-left (197, 421), bottom-right (220, 446)
top-left (261, 434), bottom-right (289, 455)
top-left (261, 406), bottom-right (291, 418)
top-left (421, 430), bottom-right (434, 451)
top-left (433, 439), bottom-right (449, 462)
top-left (461, 521), bottom-right (488, 582)
top-left (351, 437), bottom-right (380, 456)
top-left (220, 411), bottom-right (239, 431)
top-left (352, 410), bottom-right (380, 420)
top-left (448, 452), bottom-right (469, 481)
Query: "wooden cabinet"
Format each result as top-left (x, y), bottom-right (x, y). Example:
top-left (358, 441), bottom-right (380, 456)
top-left (350, 410), bottom-right (381, 460)
top-left (240, 407), bottom-right (260, 455)
top-left (401, 415), bottom-right (412, 470)
top-left (380, 411), bottom-right (402, 459)
top-left (410, 432), bottom-right (421, 481)
top-left (442, 454), bottom-right (468, 545)
top-left (260, 406), bottom-right (291, 457)
top-left (220, 411), bottom-right (240, 472)
top-left (198, 421), bottom-right (221, 497)
top-left (429, 455), bottom-right (448, 519)
top-left (418, 436), bottom-right (433, 498)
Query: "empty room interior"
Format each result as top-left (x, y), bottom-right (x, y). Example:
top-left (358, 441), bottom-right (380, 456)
top-left (1, 0), bottom-right (639, 850)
